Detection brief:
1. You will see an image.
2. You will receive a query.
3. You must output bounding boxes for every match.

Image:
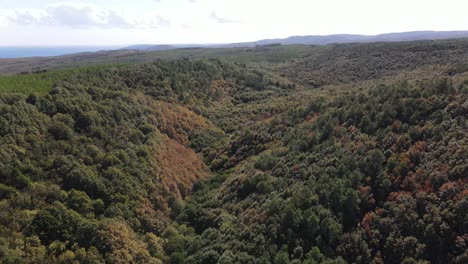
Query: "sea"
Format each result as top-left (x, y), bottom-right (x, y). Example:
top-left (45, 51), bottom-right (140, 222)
top-left (0, 46), bottom-right (122, 58)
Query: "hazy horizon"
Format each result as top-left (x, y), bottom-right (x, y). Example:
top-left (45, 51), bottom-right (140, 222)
top-left (1, 29), bottom-right (467, 58)
top-left (0, 30), bottom-right (467, 48)
top-left (1, 0), bottom-right (467, 46)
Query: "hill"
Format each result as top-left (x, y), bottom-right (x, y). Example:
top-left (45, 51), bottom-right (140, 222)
top-left (0, 39), bottom-right (467, 263)
top-left (275, 39), bottom-right (468, 86)
top-left (248, 30), bottom-right (468, 46)
top-left (2, 32), bottom-right (468, 75)
top-left (123, 45), bottom-right (178, 51)
top-left (123, 31), bottom-right (468, 50)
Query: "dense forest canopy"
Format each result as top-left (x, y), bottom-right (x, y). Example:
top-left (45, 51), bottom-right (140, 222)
top-left (0, 39), bottom-right (467, 263)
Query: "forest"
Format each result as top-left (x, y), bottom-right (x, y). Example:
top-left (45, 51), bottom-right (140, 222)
top-left (0, 39), bottom-right (467, 263)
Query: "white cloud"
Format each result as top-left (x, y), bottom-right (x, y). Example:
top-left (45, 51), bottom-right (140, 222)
top-left (153, 16), bottom-right (171, 27)
top-left (6, 3), bottom-right (170, 29)
top-left (7, 11), bottom-right (40, 26)
top-left (210, 11), bottom-right (238, 24)
top-left (1, 0), bottom-right (467, 46)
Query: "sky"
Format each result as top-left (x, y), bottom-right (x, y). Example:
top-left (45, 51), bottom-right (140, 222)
top-left (0, 0), bottom-right (467, 46)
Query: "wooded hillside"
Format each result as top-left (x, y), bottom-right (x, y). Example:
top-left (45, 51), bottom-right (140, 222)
top-left (0, 40), bottom-right (467, 263)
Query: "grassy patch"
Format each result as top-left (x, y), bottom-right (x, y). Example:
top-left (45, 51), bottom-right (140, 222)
top-left (0, 72), bottom-right (57, 94)
top-left (0, 65), bottom-right (123, 94)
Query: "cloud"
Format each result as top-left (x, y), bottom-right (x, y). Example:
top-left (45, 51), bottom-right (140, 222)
top-left (7, 4), bottom-right (170, 29)
top-left (153, 0), bottom-right (196, 2)
top-left (7, 11), bottom-right (40, 26)
top-left (210, 11), bottom-right (238, 24)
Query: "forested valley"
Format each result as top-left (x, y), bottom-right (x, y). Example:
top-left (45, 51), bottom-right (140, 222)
top-left (0, 40), bottom-right (467, 263)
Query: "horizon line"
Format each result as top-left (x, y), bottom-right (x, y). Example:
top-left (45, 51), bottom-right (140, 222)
top-left (1, 29), bottom-right (468, 47)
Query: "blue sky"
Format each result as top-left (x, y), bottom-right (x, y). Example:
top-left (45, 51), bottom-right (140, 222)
top-left (0, 0), bottom-right (467, 46)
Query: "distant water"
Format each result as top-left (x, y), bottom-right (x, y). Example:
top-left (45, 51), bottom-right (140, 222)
top-left (0, 46), bottom-right (122, 58)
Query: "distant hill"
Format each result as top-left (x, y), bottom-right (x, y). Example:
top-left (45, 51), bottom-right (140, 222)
top-left (244, 30), bottom-right (468, 46)
top-left (2, 37), bottom-right (468, 75)
top-left (123, 44), bottom-right (205, 51)
top-left (126, 30), bottom-right (468, 51)
top-left (123, 44), bottom-right (178, 51)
